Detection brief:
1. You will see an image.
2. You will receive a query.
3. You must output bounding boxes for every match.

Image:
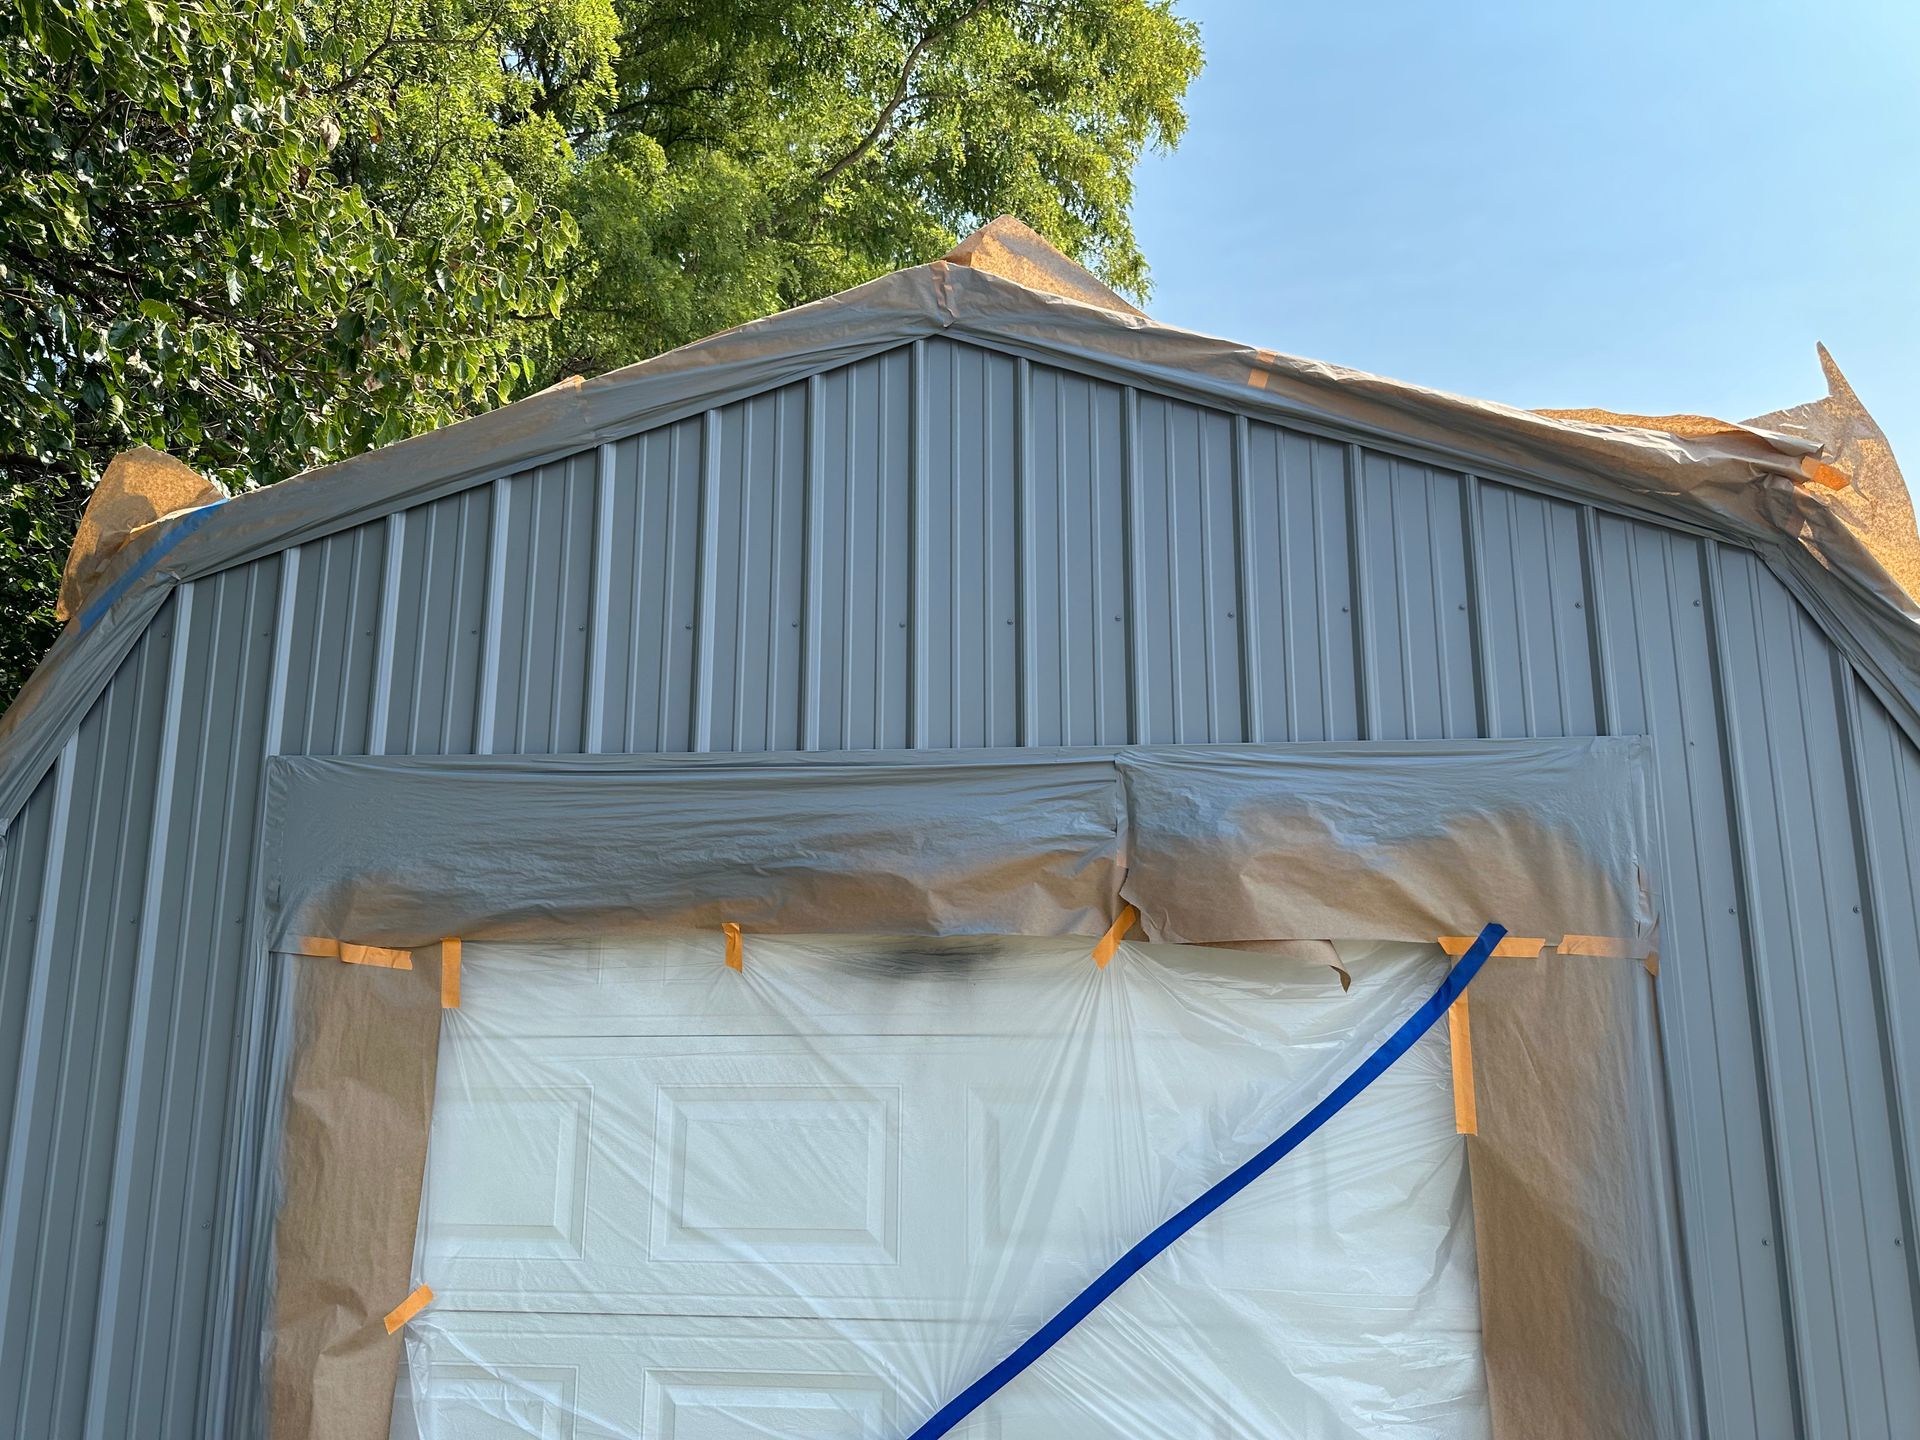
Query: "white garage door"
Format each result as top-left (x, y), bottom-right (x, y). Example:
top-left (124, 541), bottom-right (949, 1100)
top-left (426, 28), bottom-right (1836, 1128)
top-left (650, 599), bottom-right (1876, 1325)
top-left (391, 935), bottom-right (1489, 1439)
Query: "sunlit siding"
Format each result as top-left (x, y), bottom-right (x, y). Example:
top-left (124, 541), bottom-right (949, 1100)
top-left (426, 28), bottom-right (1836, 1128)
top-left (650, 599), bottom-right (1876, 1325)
top-left (2, 334), bottom-right (1916, 1436)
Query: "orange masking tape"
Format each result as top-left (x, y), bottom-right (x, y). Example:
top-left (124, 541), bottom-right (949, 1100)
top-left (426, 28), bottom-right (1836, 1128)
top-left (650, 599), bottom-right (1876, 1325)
top-left (1558, 932), bottom-right (1658, 976)
top-left (1439, 934), bottom-right (1544, 959)
top-left (1448, 994), bottom-right (1477, 1135)
top-left (293, 936), bottom-right (413, 969)
top-left (1555, 934), bottom-right (1633, 958)
top-left (1799, 456), bottom-right (1849, 490)
top-left (440, 937), bottom-right (462, 1008)
top-left (723, 922), bottom-right (743, 971)
top-left (383, 1284), bottom-right (433, 1335)
top-left (1092, 904), bottom-right (1139, 968)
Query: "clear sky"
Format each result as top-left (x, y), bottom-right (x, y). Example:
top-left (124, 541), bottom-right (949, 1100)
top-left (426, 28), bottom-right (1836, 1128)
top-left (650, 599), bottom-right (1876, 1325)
top-left (1130, 0), bottom-right (1920, 467)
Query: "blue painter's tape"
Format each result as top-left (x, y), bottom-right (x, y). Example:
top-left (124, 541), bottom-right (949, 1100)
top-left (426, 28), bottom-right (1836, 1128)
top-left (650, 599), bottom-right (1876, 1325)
top-left (906, 920), bottom-right (1507, 1440)
top-left (75, 499), bottom-right (226, 636)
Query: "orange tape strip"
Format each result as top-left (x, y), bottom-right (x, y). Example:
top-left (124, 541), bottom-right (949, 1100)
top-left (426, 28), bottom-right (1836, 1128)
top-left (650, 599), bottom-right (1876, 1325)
top-left (1799, 456), bottom-right (1849, 490)
top-left (1558, 933), bottom-right (1659, 975)
top-left (1092, 904), bottom-right (1139, 968)
top-left (1439, 934), bottom-right (1544, 959)
top-left (439, 937), bottom-right (462, 1008)
top-left (342, 943), bottom-right (412, 969)
top-left (1556, 934), bottom-right (1633, 958)
top-left (722, 922), bottom-right (743, 971)
top-left (294, 936), bottom-right (413, 969)
top-left (1448, 994), bottom-right (1477, 1135)
top-left (383, 1284), bottom-right (433, 1335)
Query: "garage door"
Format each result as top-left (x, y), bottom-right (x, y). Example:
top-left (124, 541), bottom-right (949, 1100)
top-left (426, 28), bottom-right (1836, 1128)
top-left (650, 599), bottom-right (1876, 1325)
top-left (391, 935), bottom-right (1490, 1439)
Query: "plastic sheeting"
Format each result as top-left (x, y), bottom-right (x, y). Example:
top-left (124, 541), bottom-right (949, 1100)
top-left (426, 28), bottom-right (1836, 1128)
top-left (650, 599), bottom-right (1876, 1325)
top-left (388, 933), bottom-right (1488, 1439)
top-left (257, 739), bottom-right (1654, 955)
top-left (5, 221), bottom-right (1920, 836)
top-left (258, 734), bottom-right (1687, 1439)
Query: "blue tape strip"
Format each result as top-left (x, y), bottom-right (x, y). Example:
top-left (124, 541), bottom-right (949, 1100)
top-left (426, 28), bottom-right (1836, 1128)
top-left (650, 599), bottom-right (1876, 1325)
top-left (906, 920), bottom-right (1507, 1440)
top-left (75, 499), bottom-right (226, 636)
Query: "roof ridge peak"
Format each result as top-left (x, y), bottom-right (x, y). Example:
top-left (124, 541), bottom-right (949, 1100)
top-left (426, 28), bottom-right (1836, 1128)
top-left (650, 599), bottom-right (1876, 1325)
top-left (942, 216), bottom-right (1144, 317)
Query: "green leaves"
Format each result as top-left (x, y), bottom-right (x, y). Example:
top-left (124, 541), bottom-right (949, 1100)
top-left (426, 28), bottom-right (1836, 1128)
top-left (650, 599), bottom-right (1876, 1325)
top-left (0, 0), bottom-right (1201, 709)
top-left (0, 0), bottom-right (577, 702)
top-left (552, 0), bottom-right (1202, 374)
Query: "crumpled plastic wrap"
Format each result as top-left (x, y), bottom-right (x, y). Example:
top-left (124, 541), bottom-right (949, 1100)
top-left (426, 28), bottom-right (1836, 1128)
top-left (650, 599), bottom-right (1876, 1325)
top-left (257, 738), bottom-right (1653, 955)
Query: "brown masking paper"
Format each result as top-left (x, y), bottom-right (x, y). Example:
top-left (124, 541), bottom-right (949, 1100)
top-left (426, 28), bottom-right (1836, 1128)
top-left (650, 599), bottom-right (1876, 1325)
top-left (1467, 955), bottom-right (1691, 1440)
top-left (269, 951), bottom-right (448, 1440)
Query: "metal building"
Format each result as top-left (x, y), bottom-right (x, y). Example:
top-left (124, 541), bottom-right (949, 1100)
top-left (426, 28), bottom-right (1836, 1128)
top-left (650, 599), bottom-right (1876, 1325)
top-left (1, 217), bottom-right (1917, 1437)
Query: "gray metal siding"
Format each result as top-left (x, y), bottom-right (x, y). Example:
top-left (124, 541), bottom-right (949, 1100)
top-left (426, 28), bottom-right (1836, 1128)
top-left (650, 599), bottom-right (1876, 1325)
top-left (2, 333), bottom-right (1917, 1436)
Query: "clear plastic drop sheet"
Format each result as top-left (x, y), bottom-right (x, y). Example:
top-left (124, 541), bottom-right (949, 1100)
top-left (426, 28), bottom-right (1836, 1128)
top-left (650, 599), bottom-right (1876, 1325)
top-left (388, 933), bottom-right (1487, 1440)
top-left (254, 739), bottom-right (1651, 957)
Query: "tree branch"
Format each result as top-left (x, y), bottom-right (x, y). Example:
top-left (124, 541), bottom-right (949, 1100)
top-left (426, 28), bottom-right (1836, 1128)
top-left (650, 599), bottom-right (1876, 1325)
top-left (766, 0), bottom-right (998, 234)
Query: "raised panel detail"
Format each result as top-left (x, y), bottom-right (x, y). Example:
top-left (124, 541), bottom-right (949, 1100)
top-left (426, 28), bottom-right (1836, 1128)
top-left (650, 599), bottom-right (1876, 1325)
top-left (429, 1085), bottom-right (593, 1258)
top-left (651, 1085), bottom-right (899, 1264)
top-left (413, 1362), bottom-right (578, 1440)
top-left (642, 1368), bottom-right (895, 1438)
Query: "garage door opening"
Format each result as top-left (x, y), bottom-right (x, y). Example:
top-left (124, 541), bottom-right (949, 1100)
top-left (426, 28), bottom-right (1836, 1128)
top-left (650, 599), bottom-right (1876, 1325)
top-left (388, 933), bottom-right (1490, 1439)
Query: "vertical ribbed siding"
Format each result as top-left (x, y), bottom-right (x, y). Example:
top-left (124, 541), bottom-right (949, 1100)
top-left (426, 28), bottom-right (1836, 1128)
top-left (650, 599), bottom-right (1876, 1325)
top-left (1587, 517), bottom-right (1789, 1437)
top-left (1236, 424), bottom-right (1359, 740)
top-left (1, 333), bottom-right (1917, 1436)
top-left (1710, 546), bottom-right (1920, 1436)
top-left (0, 614), bottom-right (173, 1439)
top-left (1843, 669), bottom-right (1920, 1394)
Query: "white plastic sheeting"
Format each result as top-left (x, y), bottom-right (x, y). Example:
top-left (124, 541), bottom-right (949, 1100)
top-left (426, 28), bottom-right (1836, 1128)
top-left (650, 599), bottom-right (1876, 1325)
top-left (390, 933), bottom-right (1488, 1439)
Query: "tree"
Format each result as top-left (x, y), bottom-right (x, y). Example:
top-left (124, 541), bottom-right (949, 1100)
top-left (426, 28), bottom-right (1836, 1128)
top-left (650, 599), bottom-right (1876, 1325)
top-left (0, 0), bottom-right (1200, 710)
top-left (553, 0), bottom-right (1202, 374)
top-left (306, 0), bottom-right (1202, 375)
top-left (0, 0), bottom-right (577, 703)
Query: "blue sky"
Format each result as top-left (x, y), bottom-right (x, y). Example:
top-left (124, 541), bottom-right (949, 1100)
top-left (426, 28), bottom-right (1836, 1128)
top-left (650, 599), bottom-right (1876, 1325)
top-left (1131, 0), bottom-right (1919, 466)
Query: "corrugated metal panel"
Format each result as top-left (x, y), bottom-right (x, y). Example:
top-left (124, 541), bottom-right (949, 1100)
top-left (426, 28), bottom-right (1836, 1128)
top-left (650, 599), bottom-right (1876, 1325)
top-left (2, 333), bottom-right (1917, 1436)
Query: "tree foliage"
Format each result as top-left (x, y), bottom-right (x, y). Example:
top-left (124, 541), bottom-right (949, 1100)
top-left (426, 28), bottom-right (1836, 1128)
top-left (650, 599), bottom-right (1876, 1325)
top-left (0, 0), bottom-right (1199, 708)
top-left (0, 0), bottom-right (575, 700)
top-left (554, 0), bottom-right (1202, 373)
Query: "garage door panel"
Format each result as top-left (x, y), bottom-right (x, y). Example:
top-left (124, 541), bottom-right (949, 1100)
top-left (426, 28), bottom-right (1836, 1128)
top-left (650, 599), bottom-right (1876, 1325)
top-left (395, 1312), bottom-right (1234, 1439)
top-left (651, 1082), bottom-right (902, 1266)
top-left (396, 1301), bottom-right (1484, 1439)
top-left (424, 1041), bottom-right (975, 1313)
top-left (403, 938), bottom-right (1488, 1436)
top-left (454, 937), bottom-right (1109, 1040)
top-left (424, 1037), bottom-right (1459, 1317)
